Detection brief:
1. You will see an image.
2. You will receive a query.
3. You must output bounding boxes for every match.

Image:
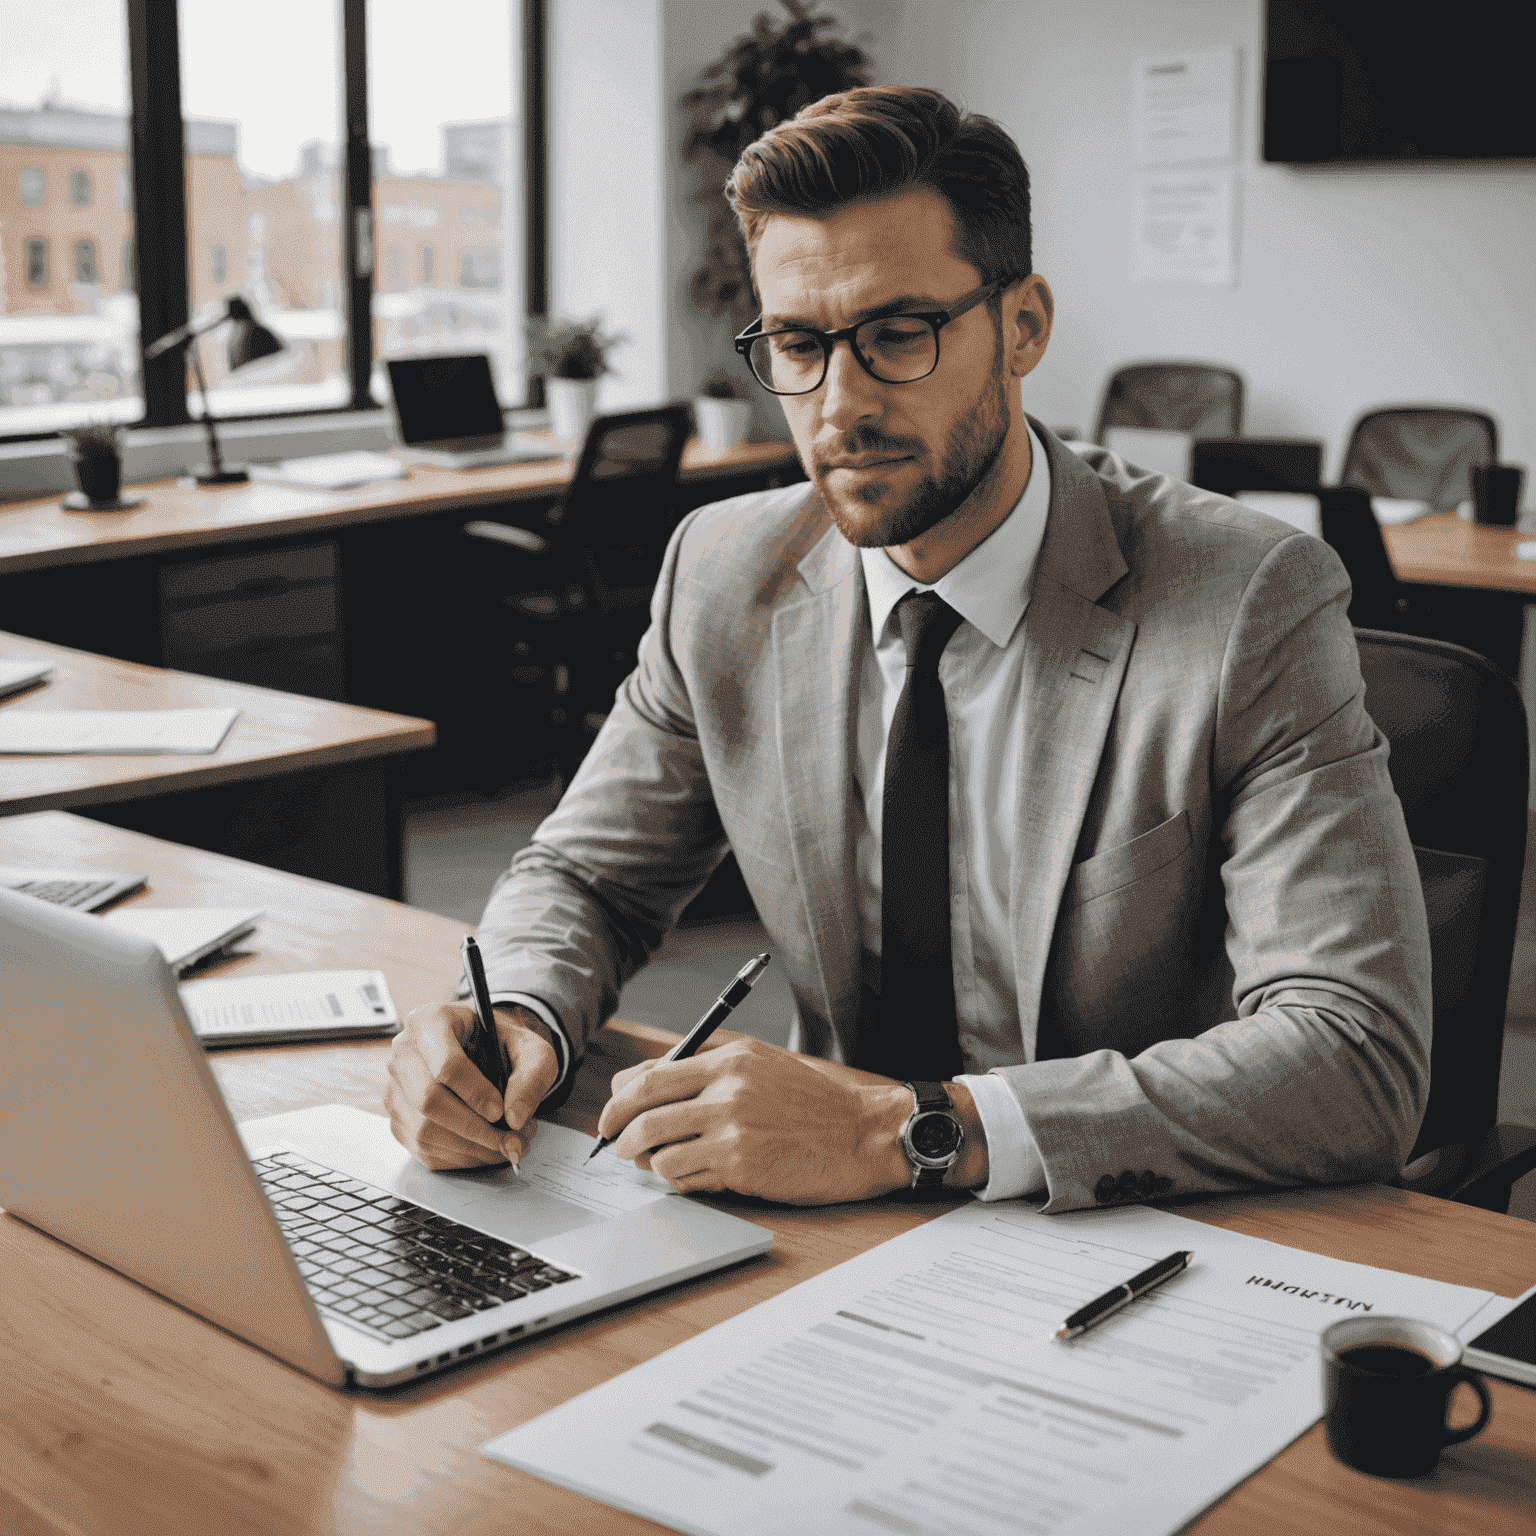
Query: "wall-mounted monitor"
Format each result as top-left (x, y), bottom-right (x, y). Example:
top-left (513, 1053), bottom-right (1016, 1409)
top-left (1264, 0), bottom-right (1536, 164)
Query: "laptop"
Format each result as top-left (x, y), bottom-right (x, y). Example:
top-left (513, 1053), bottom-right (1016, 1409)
top-left (0, 864), bottom-right (147, 911)
top-left (385, 354), bottom-right (567, 469)
top-left (0, 888), bottom-right (772, 1389)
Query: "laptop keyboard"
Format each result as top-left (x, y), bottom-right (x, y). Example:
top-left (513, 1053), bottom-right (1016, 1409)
top-left (254, 1151), bottom-right (580, 1344)
top-left (9, 877), bottom-right (115, 908)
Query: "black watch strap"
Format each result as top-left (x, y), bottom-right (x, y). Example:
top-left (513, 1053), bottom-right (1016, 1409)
top-left (906, 1081), bottom-right (955, 1189)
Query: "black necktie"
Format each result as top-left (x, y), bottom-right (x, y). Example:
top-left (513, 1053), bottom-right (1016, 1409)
top-left (861, 591), bottom-right (966, 1082)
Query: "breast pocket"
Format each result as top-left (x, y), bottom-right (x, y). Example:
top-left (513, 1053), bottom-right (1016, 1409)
top-left (1063, 810), bottom-right (1193, 909)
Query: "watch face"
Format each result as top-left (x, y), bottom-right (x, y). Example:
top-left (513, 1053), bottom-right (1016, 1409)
top-left (909, 1111), bottom-right (962, 1162)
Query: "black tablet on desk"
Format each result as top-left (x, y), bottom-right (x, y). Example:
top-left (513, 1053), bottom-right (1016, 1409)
top-left (1466, 1284), bottom-right (1536, 1387)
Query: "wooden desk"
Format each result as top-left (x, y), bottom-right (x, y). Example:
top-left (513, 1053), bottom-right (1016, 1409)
top-left (2, 813), bottom-right (1532, 1536)
top-left (0, 439), bottom-right (802, 794)
top-left (0, 440), bottom-right (801, 576)
top-left (0, 635), bottom-right (433, 896)
top-left (1382, 511), bottom-right (1536, 596)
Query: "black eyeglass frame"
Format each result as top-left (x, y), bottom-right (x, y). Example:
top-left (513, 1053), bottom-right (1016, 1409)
top-left (733, 280), bottom-right (1003, 396)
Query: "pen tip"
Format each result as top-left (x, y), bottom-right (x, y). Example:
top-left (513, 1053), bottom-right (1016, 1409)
top-left (1054, 1327), bottom-right (1071, 1340)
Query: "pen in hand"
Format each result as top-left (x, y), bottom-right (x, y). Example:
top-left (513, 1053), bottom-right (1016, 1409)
top-left (460, 932), bottom-right (519, 1177)
top-left (1054, 1249), bottom-right (1193, 1339)
top-left (585, 953), bottom-right (771, 1163)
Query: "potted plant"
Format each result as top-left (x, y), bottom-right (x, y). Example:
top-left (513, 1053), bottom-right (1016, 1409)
top-left (526, 314), bottom-right (626, 446)
top-left (682, 0), bottom-right (870, 332)
top-left (694, 371), bottom-right (755, 453)
top-left (60, 420), bottom-right (127, 508)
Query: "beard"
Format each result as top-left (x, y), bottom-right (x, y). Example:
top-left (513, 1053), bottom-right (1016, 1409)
top-left (813, 359), bottom-right (1012, 550)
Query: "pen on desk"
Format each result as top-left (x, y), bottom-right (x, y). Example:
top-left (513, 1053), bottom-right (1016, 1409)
top-left (1054, 1249), bottom-right (1193, 1339)
top-left (585, 953), bottom-right (771, 1163)
top-left (460, 933), bottom-right (519, 1177)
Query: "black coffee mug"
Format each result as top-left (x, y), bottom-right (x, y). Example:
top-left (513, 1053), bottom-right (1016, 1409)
top-left (1472, 463), bottom-right (1522, 527)
top-left (1321, 1315), bottom-right (1492, 1477)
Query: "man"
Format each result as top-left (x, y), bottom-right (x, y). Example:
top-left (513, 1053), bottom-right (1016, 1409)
top-left (385, 86), bottom-right (1431, 1212)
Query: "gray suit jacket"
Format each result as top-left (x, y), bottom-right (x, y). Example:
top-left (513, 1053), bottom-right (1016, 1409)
top-left (479, 422), bottom-right (1432, 1212)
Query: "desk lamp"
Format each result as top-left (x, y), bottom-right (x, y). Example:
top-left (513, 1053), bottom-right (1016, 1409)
top-left (144, 295), bottom-right (285, 485)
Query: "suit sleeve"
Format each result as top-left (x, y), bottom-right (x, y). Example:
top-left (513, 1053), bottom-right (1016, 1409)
top-left (472, 509), bottom-right (731, 1064)
top-left (1000, 534), bottom-right (1433, 1212)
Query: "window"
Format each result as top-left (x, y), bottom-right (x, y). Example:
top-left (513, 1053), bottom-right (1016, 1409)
top-left (74, 240), bottom-right (100, 284)
top-left (0, 0), bottom-right (140, 435)
top-left (1, 0), bottom-right (541, 442)
top-left (25, 239), bottom-right (49, 287)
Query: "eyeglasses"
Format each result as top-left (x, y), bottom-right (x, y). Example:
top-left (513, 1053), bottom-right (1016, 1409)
top-left (733, 282), bottom-right (1001, 397)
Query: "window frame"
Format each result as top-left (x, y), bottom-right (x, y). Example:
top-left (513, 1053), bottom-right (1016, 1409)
top-left (1, 0), bottom-right (547, 444)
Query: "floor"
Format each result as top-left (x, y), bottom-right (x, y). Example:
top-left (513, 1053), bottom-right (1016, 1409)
top-left (404, 783), bottom-right (1536, 1223)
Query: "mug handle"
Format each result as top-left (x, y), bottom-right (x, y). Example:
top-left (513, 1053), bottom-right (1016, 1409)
top-left (1442, 1367), bottom-right (1493, 1447)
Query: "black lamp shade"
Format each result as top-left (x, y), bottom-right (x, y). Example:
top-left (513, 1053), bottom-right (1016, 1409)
top-left (224, 296), bottom-right (285, 372)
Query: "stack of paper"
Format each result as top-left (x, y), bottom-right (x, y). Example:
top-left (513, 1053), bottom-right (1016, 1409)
top-left (0, 707), bottom-right (239, 755)
top-left (248, 451), bottom-right (406, 490)
top-left (179, 969), bottom-right (400, 1046)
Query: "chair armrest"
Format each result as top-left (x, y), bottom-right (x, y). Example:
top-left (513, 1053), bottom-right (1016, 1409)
top-left (463, 519), bottom-right (548, 554)
top-left (1398, 1124), bottom-right (1536, 1211)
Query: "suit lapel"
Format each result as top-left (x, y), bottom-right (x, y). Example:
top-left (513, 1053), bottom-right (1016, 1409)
top-left (772, 513), bottom-right (865, 1058)
top-left (1010, 425), bottom-right (1136, 1060)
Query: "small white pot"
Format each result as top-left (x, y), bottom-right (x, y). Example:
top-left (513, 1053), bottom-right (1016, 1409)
top-left (694, 396), bottom-right (753, 453)
top-left (547, 376), bottom-right (600, 446)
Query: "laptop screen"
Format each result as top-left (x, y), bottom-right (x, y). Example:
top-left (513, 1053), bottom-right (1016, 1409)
top-left (386, 354), bottom-right (506, 444)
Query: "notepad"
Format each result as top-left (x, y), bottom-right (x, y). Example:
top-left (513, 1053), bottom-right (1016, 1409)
top-left (0, 707), bottom-right (239, 754)
top-left (0, 659), bottom-right (53, 699)
top-left (179, 969), bottom-right (400, 1045)
top-left (248, 451), bottom-right (406, 490)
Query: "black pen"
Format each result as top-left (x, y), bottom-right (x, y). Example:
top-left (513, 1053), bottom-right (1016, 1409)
top-left (460, 933), bottom-right (519, 1176)
top-left (1054, 1249), bottom-right (1193, 1339)
top-left (585, 953), bottom-right (770, 1162)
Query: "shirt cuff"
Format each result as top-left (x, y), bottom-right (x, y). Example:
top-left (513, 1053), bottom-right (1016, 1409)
top-left (489, 991), bottom-right (573, 1099)
top-left (954, 1071), bottom-right (1045, 1201)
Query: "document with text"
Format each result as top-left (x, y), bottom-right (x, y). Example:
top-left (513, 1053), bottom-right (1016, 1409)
top-left (483, 1201), bottom-right (1496, 1536)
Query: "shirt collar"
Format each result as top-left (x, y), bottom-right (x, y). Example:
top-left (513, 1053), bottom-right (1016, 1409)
top-left (860, 418), bottom-right (1052, 649)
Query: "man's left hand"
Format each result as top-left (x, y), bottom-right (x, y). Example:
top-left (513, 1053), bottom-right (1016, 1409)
top-left (596, 1037), bottom-right (985, 1204)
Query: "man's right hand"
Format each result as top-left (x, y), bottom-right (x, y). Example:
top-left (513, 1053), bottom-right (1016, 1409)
top-left (384, 1001), bottom-right (559, 1171)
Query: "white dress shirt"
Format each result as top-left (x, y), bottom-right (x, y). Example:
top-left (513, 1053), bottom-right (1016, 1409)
top-left (856, 419), bottom-right (1052, 1200)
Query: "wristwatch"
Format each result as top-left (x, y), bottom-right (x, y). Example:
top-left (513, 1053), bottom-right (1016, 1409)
top-left (900, 1081), bottom-right (965, 1190)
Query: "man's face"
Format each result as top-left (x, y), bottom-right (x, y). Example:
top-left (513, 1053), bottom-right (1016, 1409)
top-left (752, 188), bottom-right (1013, 550)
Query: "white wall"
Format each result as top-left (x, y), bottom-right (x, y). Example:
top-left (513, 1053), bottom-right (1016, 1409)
top-left (547, 0), bottom-right (667, 411)
top-left (873, 0), bottom-right (1536, 475)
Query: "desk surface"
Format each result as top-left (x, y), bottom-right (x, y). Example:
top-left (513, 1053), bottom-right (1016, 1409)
top-left (1, 811), bottom-right (1532, 1536)
top-left (0, 632), bottom-right (434, 815)
top-left (0, 438), bottom-right (802, 575)
top-left (1382, 510), bottom-right (1536, 595)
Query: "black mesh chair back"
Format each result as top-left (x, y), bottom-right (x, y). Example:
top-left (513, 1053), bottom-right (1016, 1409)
top-left (1340, 407), bottom-right (1498, 509)
top-left (561, 405), bottom-right (693, 611)
top-left (1353, 631), bottom-right (1528, 1168)
top-left (1094, 362), bottom-right (1244, 443)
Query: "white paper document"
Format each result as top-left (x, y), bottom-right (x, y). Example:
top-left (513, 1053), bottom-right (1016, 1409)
top-left (518, 1127), bottom-right (675, 1218)
top-left (180, 968), bottom-right (400, 1045)
top-left (1132, 48), bottom-right (1240, 165)
top-left (0, 706), bottom-right (239, 755)
top-left (1132, 173), bottom-right (1237, 287)
top-left (248, 450), bottom-right (406, 490)
top-left (484, 1202), bottom-right (1495, 1536)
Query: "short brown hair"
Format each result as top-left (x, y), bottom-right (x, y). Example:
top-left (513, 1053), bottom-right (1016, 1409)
top-left (726, 85), bottom-right (1032, 288)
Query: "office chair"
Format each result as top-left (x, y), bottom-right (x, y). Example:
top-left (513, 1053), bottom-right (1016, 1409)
top-left (1340, 406), bottom-right (1498, 510)
top-left (1354, 630), bottom-right (1536, 1212)
top-left (1093, 362), bottom-right (1244, 444)
top-left (462, 404), bottom-right (692, 786)
top-left (1318, 487), bottom-right (1524, 677)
